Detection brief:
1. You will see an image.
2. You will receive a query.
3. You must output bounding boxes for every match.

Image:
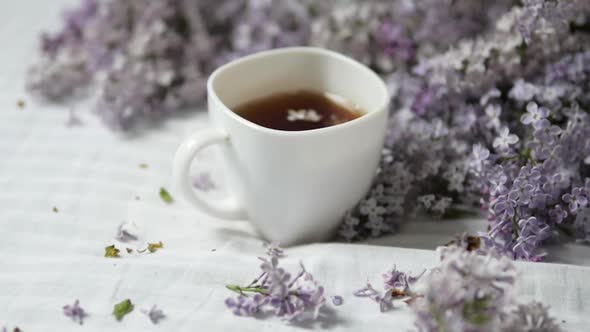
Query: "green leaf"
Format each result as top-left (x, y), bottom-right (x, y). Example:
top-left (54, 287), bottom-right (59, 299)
top-left (139, 163), bottom-right (148, 169)
top-left (113, 299), bottom-right (134, 321)
top-left (104, 245), bottom-right (120, 258)
top-left (159, 187), bottom-right (173, 204)
top-left (52, 206), bottom-right (59, 213)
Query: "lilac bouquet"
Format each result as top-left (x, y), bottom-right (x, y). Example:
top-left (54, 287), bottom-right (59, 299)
top-left (28, 0), bottom-right (590, 261)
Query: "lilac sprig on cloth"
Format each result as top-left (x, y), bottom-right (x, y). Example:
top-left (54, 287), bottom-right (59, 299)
top-left (225, 242), bottom-right (326, 321)
top-left (354, 266), bottom-right (424, 312)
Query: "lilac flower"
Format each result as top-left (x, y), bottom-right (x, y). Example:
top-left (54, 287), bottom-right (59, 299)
top-left (354, 282), bottom-right (394, 313)
top-left (375, 21), bottom-right (415, 62)
top-left (510, 79), bottom-right (537, 101)
top-left (493, 127), bottom-right (519, 151)
top-left (226, 294), bottom-right (268, 316)
top-left (192, 172), bottom-right (215, 192)
top-left (63, 299), bottom-right (87, 325)
top-left (470, 144), bottom-right (490, 173)
top-left (115, 221), bottom-right (139, 242)
top-left (513, 217), bottom-right (550, 261)
top-left (548, 205), bottom-right (567, 224)
top-left (412, 87), bottom-right (435, 116)
top-left (417, 195), bottom-right (436, 209)
top-left (141, 305), bottom-right (165, 324)
top-left (412, 246), bottom-right (518, 331)
top-left (354, 266), bottom-right (423, 313)
top-left (562, 187), bottom-right (588, 214)
top-left (263, 241), bottom-right (283, 258)
top-left (489, 170), bottom-right (509, 196)
top-left (492, 195), bottom-right (516, 218)
top-left (502, 301), bottom-right (561, 332)
top-left (521, 102), bottom-right (550, 129)
top-left (330, 295), bottom-right (343, 306)
top-left (484, 104), bottom-right (502, 130)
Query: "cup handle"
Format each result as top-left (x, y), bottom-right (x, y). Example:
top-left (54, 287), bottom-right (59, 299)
top-left (173, 129), bottom-right (246, 220)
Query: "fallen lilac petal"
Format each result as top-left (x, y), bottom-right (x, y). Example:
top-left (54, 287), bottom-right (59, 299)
top-left (331, 295), bottom-right (343, 306)
top-left (141, 305), bottom-right (165, 324)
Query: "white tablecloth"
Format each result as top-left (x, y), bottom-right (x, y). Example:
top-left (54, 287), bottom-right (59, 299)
top-left (1, 1), bottom-right (589, 331)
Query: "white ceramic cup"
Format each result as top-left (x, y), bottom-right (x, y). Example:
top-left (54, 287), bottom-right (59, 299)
top-left (173, 47), bottom-right (389, 245)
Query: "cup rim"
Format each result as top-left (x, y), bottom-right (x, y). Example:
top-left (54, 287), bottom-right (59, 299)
top-left (207, 47), bottom-right (389, 137)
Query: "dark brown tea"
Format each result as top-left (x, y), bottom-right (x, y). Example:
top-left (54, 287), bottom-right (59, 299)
top-left (233, 90), bottom-right (364, 131)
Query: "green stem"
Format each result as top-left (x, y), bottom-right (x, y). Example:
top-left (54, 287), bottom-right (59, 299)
top-left (226, 284), bottom-right (267, 295)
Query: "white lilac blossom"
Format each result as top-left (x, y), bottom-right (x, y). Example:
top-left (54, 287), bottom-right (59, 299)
top-left (225, 243), bottom-right (325, 321)
top-left (63, 299), bottom-right (87, 325)
top-left (29, 1), bottom-right (590, 260)
top-left (115, 221), bottom-right (139, 242)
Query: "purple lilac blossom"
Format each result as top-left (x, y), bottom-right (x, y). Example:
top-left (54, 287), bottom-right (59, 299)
top-left (192, 172), bottom-right (215, 191)
top-left (354, 266), bottom-right (423, 312)
top-left (330, 295), bottom-right (343, 306)
top-left (29, 0), bottom-right (590, 260)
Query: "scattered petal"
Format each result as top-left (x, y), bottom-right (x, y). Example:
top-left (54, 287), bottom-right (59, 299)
top-left (116, 221), bottom-right (139, 242)
top-left (331, 295), bottom-right (344, 306)
top-left (141, 305), bottom-right (165, 324)
top-left (63, 299), bottom-right (87, 325)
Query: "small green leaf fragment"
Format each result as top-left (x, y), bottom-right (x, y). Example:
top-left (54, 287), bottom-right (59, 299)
top-left (139, 163), bottom-right (148, 169)
top-left (52, 206), bottom-right (59, 213)
top-left (159, 187), bottom-right (173, 204)
top-left (147, 241), bottom-right (164, 253)
top-left (105, 245), bottom-right (120, 258)
top-left (113, 299), bottom-right (134, 321)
